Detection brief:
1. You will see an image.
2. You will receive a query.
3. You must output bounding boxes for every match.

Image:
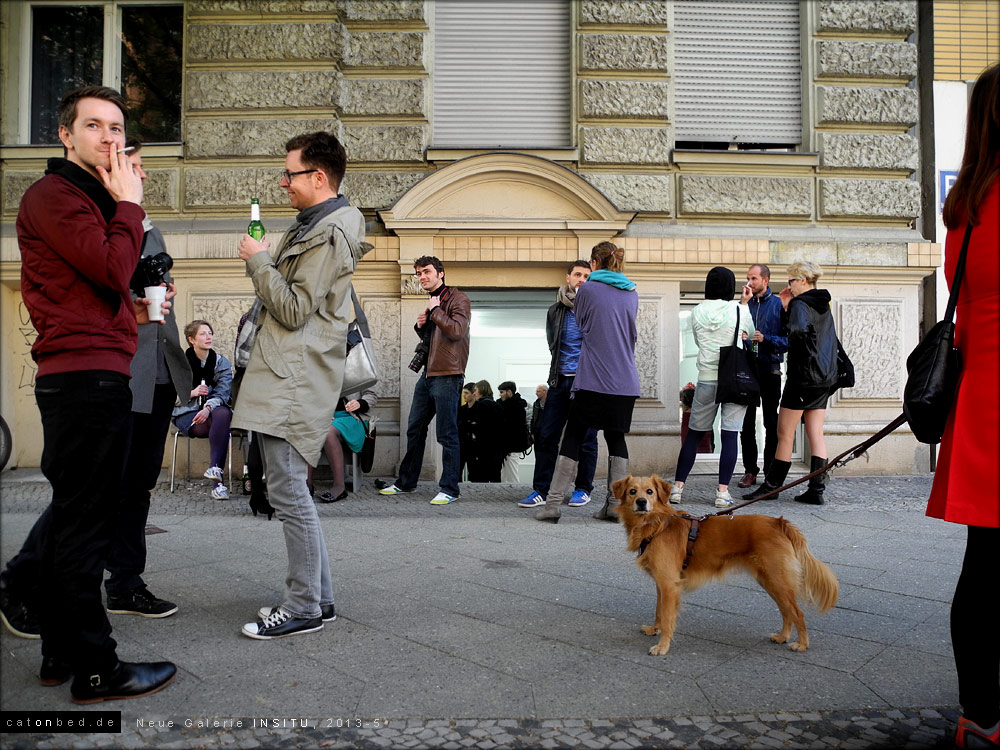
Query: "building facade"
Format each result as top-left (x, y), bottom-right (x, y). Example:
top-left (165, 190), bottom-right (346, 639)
top-left (1, 0), bottom-right (941, 477)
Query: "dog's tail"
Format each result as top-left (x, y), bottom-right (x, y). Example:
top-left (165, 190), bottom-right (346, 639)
top-left (780, 519), bottom-right (839, 613)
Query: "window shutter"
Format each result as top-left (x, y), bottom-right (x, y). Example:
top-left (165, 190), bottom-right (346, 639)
top-left (433, 1), bottom-right (570, 148)
top-left (674, 0), bottom-right (802, 145)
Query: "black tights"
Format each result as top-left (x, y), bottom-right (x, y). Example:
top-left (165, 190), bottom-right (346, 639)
top-left (559, 412), bottom-right (628, 460)
top-left (952, 525), bottom-right (1000, 726)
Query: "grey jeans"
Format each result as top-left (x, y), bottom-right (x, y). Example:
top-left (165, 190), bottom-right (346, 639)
top-left (258, 433), bottom-right (334, 619)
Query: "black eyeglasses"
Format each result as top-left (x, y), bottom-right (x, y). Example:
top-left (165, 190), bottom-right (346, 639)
top-left (280, 169), bottom-right (318, 182)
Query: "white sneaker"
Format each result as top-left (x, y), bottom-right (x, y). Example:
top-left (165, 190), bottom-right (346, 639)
top-left (669, 485), bottom-right (683, 504)
top-left (204, 466), bottom-right (223, 481)
top-left (211, 483), bottom-right (229, 500)
top-left (715, 489), bottom-right (733, 508)
top-left (429, 492), bottom-right (458, 505)
top-left (378, 483), bottom-right (412, 496)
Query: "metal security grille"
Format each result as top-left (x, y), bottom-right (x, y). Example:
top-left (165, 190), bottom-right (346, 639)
top-left (432, 0), bottom-right (571, 148)
top-left (674, 0), bottom-right (802, 146)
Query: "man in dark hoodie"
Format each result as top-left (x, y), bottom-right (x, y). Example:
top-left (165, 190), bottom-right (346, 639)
top-left (13, 86), bottom-right (176, 702)
top-left (497, 381), bottom-right (531, 481)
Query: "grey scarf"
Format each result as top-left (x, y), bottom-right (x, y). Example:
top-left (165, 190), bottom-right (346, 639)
top-left (556, 283), bottom-right (577, 309)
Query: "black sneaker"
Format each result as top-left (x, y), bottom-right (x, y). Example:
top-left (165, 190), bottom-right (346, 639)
top-left (258, 604), bottom-right (336, 622)
top-left (107, 586), bottom-right (178, 618)
top-left (39, 655), bottom-right (72, 686)
top-left (242, 607), bottom-right (323, 640)
top-left (0, 574), bottom-right (40, 639)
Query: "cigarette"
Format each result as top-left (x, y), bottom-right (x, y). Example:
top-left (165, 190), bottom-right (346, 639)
top-left (120, 146), bottom-right (136, 154)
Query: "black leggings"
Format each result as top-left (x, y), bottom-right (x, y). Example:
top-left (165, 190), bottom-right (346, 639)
top-left (559, 411), bottom-right (628, 460)
top-left (952, 525), bottom-right (1000, 726)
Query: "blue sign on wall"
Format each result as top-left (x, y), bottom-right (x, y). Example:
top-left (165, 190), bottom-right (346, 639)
top-left (939, 170), bottom-right (958, 213)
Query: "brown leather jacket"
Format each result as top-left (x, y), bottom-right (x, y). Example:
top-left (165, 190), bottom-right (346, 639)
top-left (417, 285), bottom-right (471, 377)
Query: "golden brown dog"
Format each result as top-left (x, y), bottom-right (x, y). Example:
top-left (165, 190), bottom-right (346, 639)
top-left (613, 474), bottom-right (838, 656)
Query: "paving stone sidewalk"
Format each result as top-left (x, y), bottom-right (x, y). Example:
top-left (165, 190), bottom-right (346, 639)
top-left (1, 472), bottom-right (964, 749)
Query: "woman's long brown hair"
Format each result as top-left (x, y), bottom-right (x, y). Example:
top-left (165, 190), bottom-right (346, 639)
top-left (942, 63), bottom-right (1000, 229)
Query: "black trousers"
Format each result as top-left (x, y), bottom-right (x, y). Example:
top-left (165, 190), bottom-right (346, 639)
top-left (740, 369), bottom-right (782, 475)
top-left (34, 370), bottom-right (131, 674)
top-left (952, 525), bottom-right (1000, 726)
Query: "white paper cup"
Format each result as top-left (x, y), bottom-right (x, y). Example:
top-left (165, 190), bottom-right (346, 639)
top-left (144, 285), bottom-right (167, 322)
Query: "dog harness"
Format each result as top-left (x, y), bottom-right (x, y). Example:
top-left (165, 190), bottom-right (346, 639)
top-left (637, 513), bottom-right (706, 571)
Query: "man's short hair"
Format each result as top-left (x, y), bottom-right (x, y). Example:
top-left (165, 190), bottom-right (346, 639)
top-left (537, 383), bottom-right (548, 391)
top-left (413, 256), bottom-right (445, 275)
top-left (567, 260), bottom-right (590, 274)
top-left (285, 132), bottom-right (347, 189)
top-left (58, 86), bottom-right (129, 130)
top-left (499, 381), bottom-right (516, 393)
top-left (749, 263), bottom-right (771, 280)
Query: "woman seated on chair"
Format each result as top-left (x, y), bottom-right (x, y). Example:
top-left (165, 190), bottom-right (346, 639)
top-left (173, 319), bottom-right (234, 500)
top-left (310, 387), bottom-right (378, 503)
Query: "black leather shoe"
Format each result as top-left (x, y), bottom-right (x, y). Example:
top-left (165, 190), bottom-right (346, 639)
top-left (71, 661), bottom-right (177, 704)
top-left (317, 489), bottom-right (348, 503)
top-left (39, 655), bottom-right (72, 686)
top-left (737, 472), bottom-right (757, 489)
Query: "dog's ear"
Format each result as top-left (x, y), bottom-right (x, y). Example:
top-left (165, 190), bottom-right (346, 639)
top-left (652, 475), bottom-right (673, 505)
top-left (611, 475), bottom-right (633, 499)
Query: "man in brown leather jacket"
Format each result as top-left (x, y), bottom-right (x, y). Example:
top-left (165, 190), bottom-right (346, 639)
top-left (380, 256), bottom-right (471, 504)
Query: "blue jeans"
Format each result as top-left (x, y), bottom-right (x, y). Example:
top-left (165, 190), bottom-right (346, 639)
top-left (258, 433), bottom-right (334, 619)
top-left (532, 375), bottom-right (598, 496)
top-left (397, 373), bottom-right (463, 497)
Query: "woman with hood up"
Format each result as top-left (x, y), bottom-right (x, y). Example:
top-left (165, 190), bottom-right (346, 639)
top-left (670, 267), bottom-right (754, 508)
top-left (744, 260), bottom-right (838, 504)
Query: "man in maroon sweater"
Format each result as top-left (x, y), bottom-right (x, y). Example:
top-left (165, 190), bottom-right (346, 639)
top-left (15, 86), bottom-right (175, 703)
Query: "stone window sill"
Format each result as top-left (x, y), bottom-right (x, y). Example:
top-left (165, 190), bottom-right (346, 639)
top-left (672, 150), bottom-right (820, 169)
top-left (0, 143), bottom-right (184, 160)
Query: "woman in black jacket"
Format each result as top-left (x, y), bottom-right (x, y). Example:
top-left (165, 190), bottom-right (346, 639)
top-left (466, 380), bottom-right (504, 482)
top-left (745, 260), bottom-right (838, 504)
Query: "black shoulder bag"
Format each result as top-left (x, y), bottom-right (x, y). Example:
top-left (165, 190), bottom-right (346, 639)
top-left (903, 222), bottom-right (972, 444)
top-left (715, 306), bottom-right (761, 406)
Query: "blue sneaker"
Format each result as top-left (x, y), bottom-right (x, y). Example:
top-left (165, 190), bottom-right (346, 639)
top-left (568, 490), bottom-right (591, 507)
top-left (518, 491), bottom-right (545, 508)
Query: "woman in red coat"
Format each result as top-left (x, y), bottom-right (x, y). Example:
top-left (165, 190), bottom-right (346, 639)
top-left (925, 62), bottom-right (1000, 749)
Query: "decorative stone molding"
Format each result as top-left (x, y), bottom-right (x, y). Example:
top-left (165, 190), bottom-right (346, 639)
top-left (361, 297), bottom-right (401, 399)
top-left (579, 1), bottom-right (670, 26)
top-left (635, 300), bottom-right (660, 400)
top-left (341, 79), bottom-right (426, 117)
top-left (187, 24), bottom-right (346, 63)
top-left (838, 299), bottom-right (902, 400)
top-left (343, 125), bottom-right (426, 163)
top-left (584, 173), bottom-right (673, 214)
top-left (815, 86), bottom-right (919, 127)
top-left (346, 32), bottom-right (424, 68)
top-left (186, 119), bottom-right (341, 159)
top-left (819, 178), bottom-right (921, 219)
top-left (341, 172), bottom-right (427, 211)
top-left (680, 176), bottom-right (812, 217)
top-left (820, 133), bottom-right (918, 173)
top-left (770, 242), bottom-right (838, 267)
top-left (579, 80), bottom-right (669, 119)
top-left (836, 243), bottom-right (908, 266)
top-left (342, 0), bottom-right (425, 22)
top-left (188, 0), bottom-right (328, 14)
top-left (186, 71), bottom-right (341, 110)
top-left (816, 41), bottom-right (918, 80)
top-left (580, 34), bottom-right (668, 72)
top-left (817, 0), bottom-right (917, 35)
top-left (191, 294), bottom-right (256, 363)
top-left (2, 172), bottom-right (42, 217)
top-left (185, 169), bottom-right (291, 209)
top-left (401, 276), bottom-right (423, 295)
top-left (142, 170), bottom-right (179, 212)
top-left (580, 126), bottom-right (671, 165)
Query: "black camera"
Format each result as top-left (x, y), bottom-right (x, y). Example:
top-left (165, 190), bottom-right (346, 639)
top-left (408, 339), bottom-right (430, 373)
top-left (130, 252), bottom-right (173, 297)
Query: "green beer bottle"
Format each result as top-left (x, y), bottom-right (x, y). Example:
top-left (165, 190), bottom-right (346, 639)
top-left (248, 198), bottom-right (266, 241)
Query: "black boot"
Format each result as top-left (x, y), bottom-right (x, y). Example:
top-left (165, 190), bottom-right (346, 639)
top-left (743, 459), bottom-right (790, 500)
top-left (794, 456), bottom-right (828, 505)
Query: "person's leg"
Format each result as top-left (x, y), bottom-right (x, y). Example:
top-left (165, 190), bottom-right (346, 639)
top-left (530, 376), bottom-right (571, 495)
top-left (35, 371), bottom-right (129, 676)
top-left (760, 371), bottom-right (782, 475)
top-left (430, 375), bottom-right (462, 497)
top-left (794, 409), bottom-right (830, 505)
top-left (802, 409), bottom-right (827, 461)
top-left (535, 410), bottom-right (587, 522)
top-left (105, 383), bottom-right (177, 608)
top-left (576, 427), bottom-right (599, 492)
top-left (740, 399), bottom-right (760, 476)
top-left (323, 424), bottom-right (346, 498)
top-left (207, 405), bottom-right (232, 469)
top-left (1, 504), bottom-right (53, 632)
top-left (395, 373), bottom-right (435, 490)
top-left (674, 382), bottom-right (719, 492)
top-left (673, 429), bottom-right (706, 486)
top-left (593, 429), bottom-right (629, 521)
top-left (744, 406), bottom-right (798, 500)
top-left (717, 430), bottom-right (740, 490)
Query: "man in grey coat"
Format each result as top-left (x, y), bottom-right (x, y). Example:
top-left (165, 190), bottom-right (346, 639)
top-left (235, 131), bottom-right (370, 640)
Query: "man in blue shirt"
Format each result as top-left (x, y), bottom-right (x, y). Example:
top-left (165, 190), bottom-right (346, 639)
top-left (738, 263), bottom-right (788, 488)
top-left (518, 261), bottom-right (598, 508)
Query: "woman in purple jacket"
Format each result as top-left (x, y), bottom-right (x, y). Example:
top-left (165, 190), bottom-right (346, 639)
top-left (536, 242), bottom-right (640, 523)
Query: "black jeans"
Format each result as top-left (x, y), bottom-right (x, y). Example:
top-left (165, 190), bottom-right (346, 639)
top-left (34, 370), bottom-right (131, 674)
top-left (105, 382), bottom-right (176, 596)
top-left (740, 369), bottom-right (782, 475)
top-left (532, 375), bottom-right (598, 496)
top-left (952, 525), bottom-right (1000, 727)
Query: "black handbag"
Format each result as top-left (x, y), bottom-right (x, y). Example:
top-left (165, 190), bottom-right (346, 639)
top-left (835, 338), bottom-right (855, 391)
top-left (715, 306), bottom-right (760, 406)
top-left (359, 416), bottom-right (377, 474)
top-left (903, 223), bottom-right (972, 445)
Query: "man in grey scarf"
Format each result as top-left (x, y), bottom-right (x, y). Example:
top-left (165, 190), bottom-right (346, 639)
top-left (517, 261), bottom-right (599, 509)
